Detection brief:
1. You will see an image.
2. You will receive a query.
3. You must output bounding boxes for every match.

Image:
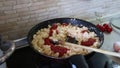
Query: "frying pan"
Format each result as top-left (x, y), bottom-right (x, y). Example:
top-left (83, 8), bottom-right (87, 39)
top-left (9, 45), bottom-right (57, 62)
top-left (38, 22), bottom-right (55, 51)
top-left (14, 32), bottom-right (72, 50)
top-left (27, 18), bottom-right (104, 68)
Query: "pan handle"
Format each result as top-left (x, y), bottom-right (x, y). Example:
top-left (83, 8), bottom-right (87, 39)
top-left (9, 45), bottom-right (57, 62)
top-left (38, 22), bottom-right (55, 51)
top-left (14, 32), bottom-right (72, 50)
top-left (0, 36), bottom-right (15, 65)
top-left (69, 55), bottom-right (89, 68)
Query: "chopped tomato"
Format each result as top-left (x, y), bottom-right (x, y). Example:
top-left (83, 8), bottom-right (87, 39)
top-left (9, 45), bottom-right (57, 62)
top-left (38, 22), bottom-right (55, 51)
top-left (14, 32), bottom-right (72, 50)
top-left (44, 38), bottom-right (68, 57)
top-left (81, 38), bottom-right (96, 46)
top-left (44, 38), bottom-right (54, 46)
top-left (49, 24), bottom-right (58, 36)
top-left (44, 38), bottom-right (51, 45)
top-left (49, 29), bottom-right (53, 36)
top-left (51, 46), bottom-right (69, 57)
top-left (50, 23), bottom-right (58, 30)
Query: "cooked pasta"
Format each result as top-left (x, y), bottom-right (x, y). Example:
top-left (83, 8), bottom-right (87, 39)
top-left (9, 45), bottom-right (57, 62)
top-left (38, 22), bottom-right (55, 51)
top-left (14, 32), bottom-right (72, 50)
top-left (32, 23), bottom-right (100, 58)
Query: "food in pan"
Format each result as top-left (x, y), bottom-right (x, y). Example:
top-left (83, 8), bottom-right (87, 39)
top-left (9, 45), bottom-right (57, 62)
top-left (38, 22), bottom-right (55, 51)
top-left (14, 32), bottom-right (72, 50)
top-left (32, 23), bottom-right (100, 58)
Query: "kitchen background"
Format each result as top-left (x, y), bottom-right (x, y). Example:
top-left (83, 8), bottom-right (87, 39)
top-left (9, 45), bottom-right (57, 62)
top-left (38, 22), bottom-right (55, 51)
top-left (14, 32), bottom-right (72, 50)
top-left (0, 0), bottom-right (120, 40)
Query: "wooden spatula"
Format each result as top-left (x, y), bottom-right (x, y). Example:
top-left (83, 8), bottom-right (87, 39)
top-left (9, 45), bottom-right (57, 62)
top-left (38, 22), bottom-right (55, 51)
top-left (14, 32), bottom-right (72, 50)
top-left (65, 42), bottom-right (120, 57)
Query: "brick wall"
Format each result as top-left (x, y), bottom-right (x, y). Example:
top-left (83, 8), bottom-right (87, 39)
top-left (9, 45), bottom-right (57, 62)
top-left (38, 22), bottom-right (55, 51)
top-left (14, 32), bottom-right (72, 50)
top-left (0, 0), bottom-right (120, 40)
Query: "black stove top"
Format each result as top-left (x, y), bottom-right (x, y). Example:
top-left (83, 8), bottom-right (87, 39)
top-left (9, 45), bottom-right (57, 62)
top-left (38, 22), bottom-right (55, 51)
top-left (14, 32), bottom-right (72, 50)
top-left (6, 46), bottom-right (112, 68)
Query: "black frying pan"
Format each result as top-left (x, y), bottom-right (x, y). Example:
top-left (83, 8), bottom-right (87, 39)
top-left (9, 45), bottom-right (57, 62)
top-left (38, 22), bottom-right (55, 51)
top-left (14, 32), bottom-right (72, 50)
top-left (27, 18), bottom-right (104, 68)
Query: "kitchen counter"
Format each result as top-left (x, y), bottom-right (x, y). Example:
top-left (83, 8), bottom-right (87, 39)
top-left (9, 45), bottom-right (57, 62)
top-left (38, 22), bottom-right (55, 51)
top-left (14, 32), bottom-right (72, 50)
top-left (101, 22), bottom-right (120, 65)
top-left (101, 21), bottom-right (120, 51)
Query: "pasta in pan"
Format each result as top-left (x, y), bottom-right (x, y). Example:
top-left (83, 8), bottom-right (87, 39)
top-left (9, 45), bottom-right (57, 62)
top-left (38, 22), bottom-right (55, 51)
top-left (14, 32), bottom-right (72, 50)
top-left (32, 23), bottom-right (100, 58)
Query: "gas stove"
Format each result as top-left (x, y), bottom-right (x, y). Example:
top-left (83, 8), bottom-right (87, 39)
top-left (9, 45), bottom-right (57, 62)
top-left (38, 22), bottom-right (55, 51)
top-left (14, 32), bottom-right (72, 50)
top-left (4, 37), bottom-right (118, 68)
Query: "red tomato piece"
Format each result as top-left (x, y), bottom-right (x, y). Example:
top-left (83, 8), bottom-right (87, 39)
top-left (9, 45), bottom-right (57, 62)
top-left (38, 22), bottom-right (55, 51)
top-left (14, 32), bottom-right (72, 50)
top-left (50, 23), bottom-right (58, 30)
top-left (81, 38), bottom-right (96, 46)
top-left (49, 29), bottom-right (53, 36)
top-left (49, 23), bottom-right (58, 36)
top-left (44, 38), bottom-right (54, 46)
top-left (51, 46), bottom-right (69, 57)
top-left (44, 38), bottom-right (51, 45)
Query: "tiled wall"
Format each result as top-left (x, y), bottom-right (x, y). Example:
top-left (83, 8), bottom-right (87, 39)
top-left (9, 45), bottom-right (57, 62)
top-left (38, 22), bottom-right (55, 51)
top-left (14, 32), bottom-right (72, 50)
top-left (0, 0), bottom-right (120, 40)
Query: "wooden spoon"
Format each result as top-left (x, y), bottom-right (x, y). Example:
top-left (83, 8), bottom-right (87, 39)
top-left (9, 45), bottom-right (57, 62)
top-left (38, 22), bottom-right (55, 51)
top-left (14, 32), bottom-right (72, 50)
top-left (65, 42), bottom-right (120, 57)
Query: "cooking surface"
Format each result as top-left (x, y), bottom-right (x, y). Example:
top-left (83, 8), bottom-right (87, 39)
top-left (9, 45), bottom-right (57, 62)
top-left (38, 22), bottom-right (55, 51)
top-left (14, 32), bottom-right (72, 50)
top-left (6, 46), bottom-right (112, 68)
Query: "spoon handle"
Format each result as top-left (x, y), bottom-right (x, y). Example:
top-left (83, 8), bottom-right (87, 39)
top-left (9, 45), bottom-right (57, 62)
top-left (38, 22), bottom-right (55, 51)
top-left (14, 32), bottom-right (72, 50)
top-left (65, 42), bottom-right (120, 57)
